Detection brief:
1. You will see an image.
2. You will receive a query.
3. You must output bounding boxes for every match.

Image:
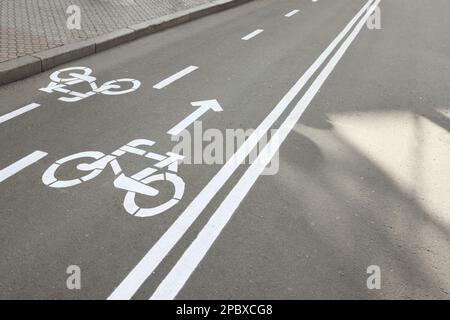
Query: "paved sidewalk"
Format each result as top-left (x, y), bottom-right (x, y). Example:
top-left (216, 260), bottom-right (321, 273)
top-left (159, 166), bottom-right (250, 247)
top-left (0, 0), bottom-right (211, 63)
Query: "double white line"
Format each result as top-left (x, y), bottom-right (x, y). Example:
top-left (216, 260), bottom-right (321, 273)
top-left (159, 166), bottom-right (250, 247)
top-left (109, 0), bottom-right (381, 300)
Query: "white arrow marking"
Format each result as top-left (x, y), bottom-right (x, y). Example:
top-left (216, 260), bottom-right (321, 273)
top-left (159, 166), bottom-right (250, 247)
top-left (167, 100), bottom-right (223, 136)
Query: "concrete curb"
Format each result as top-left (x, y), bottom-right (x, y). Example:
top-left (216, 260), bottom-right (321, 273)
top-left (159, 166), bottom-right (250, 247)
top-left (0, 0), bottom-right (253, 86)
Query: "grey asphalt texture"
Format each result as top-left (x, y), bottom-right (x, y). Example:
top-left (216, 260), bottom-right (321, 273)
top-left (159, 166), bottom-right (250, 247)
top-left (0, 0), bottom-right (449, 299)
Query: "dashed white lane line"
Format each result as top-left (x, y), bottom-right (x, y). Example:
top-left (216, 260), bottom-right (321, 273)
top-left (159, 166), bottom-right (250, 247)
top-left (153, 66), bottom-right (199, 89)
top-left (241, 29), bottom-right (264, 41)
top-left (0, 103), bottom-right (40, 125)
top-left (0, 151), bottom-right (48, 183)
top-left (108, 0), bottom-right (377, 300)
top-left (285, 9), bottom-right (300, 17)
top-left (149, 0), bottom-right (382, 300)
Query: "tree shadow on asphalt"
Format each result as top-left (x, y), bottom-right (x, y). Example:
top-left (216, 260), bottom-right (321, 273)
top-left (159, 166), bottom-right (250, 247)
top-left (267, 124), bottom-right (450, 299)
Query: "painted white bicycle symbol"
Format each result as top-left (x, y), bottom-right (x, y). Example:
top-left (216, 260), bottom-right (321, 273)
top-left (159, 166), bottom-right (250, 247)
top-left (42, 139), bottom-right (185, 217)
top-left (39, 66), bottom-right (141, 103)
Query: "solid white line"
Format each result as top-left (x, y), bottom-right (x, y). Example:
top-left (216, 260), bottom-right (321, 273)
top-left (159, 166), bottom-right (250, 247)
top-left (153, 66), bottom-right (199, 89)
top-left (150, 0), bottom-right (382, 300)
top-left (0, 103), bottom-right (40, 125)
top-left (285, 9), bottom-right (300, 17)
top-left (0, 151), bottom-right (48, 183)
top-left (108, 0), bottom-right (376, 300)
top-left (241, 29), bottom-right (264, 41)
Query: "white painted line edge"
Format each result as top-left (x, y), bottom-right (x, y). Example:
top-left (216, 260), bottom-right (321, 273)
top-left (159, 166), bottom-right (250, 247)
top-left (0, 151), bottom-right (48, 183)
top-left (0, 103), bottom-right (40, 125)
top-left (153, 66), bottom-right (199, 89)
top-left (285, 9), bottom-right (300, 17)
top-left (108, 0), bottom-right (376, 300)
top-left (241, 29), bottom-right (264, 41)
top-left (150, 0), bottom-right (382, 300)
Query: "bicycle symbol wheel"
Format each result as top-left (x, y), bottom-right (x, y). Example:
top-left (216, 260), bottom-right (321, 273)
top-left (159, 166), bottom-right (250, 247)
top-left (123, 172), bottom-right (185, 217)
top-left (99, 79), bottom-right (141, 95)
top-left (50, 66), bottom-right (93, 83)
top-left (42, 151), bottom-right (105, 188)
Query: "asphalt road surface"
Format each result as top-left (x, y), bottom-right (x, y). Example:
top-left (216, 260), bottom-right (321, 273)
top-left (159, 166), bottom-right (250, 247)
top-left (0, 0), bottom-right (449, 299)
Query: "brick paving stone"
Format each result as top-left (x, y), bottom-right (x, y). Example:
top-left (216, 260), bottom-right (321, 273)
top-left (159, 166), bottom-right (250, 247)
top-left (0, 0), bottom-right (213, 62)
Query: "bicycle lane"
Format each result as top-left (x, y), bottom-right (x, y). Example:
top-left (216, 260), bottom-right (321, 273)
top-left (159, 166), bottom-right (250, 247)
top-left (170, 0), bottom-right (450, 299)
top-left (0, 0), bottom-right (367, 298)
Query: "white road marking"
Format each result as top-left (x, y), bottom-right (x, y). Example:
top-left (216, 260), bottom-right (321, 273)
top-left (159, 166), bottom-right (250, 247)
top-left (153, 66), bottom-right (199, 89)
top-left (0, 151), bottom-right (48, 183)
top-left (168, 100), bottom-right (223, 136)
top-left (108, 0), bottom-right (376, 300)
top-left (150, 0), bottom-right (382, 300)
top-left (285, 9), bottom-right (300, 17)
top-left (0, 103), bottom-right (40, 125)
top-left (241, 29), bottom-right (264, 41)
top-left (40, 67), bottom-right (141, 102)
